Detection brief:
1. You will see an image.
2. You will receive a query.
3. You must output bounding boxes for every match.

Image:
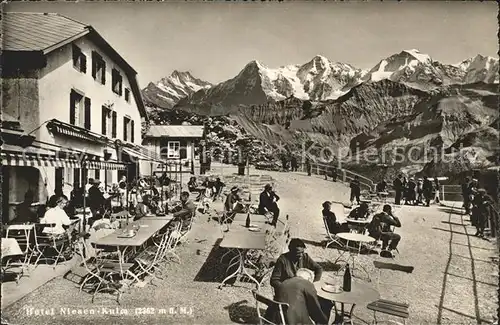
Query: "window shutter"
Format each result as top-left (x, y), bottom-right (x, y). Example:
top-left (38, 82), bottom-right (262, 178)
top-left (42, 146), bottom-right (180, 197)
top-left (102, 61), bottom-right (106, 84)
top-left (81, 54), bottom-right (87, 74)
top-left (123, 117), bottom-right (127, 141)
top-left (69, 90), bottom-right (76, 125)
top-left (84, 97), bottom-right (91, 130)
top-left (72, 45), bottom-right (79, 65)
top-left (131, 120), bottom-right (135, 143)
top-left (101, 106), bottom-right (107, 135)
top-left (112, 111), bottom-right (117, 138)
top-left (91, 52), bottom-right (97, 79)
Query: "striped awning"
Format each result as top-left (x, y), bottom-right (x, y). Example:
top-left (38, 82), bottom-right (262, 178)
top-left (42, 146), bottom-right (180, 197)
top-left (47, 119), bottom-right (107, 144)
top-left (86, 160), bottom-right (128, 170)
top-left (1, 151), bottom-right (81, 168)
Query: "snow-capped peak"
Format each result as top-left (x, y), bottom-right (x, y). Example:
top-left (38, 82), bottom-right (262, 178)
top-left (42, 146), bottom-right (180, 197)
top-left (402, 49), bottom-right (431, 63)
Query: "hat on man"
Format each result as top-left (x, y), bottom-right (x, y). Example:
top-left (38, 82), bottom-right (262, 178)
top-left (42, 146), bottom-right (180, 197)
top-left (230, 186), bottom-right (239, 192)
top-left (264, 184), bottom-right (272, 190)
top-left (92, 179), bottom-right (101, 184)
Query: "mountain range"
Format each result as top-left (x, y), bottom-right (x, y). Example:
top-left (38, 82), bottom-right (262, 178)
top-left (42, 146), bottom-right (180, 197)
top-left (143, 50), bottom-right (498, 110)
top-left (142, 50), bottom-right (499, 179)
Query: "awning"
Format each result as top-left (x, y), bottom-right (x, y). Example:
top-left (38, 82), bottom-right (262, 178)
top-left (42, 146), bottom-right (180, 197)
top-left (86, 160), bottom-right (128, 170)
top-left (47, 119), bottom-right (107, 144)
top-left (1, 151), bottom-right (81, 168)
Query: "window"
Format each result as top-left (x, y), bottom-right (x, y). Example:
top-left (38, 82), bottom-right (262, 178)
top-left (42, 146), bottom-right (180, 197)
top-left (112, 69), bottom-right (123, 95)
top-left (123, 117), bottom-right (130, 142)
top-left (94, 170), bottom-right (100, 180)
top-left (101, 106), bottom-right (113, 136)
top-left (168, 141), bottom-right (180, 158)
top-left (69, 90), bottom-right (91, 130)
top-left (72, 44), bottom-right (87, 73)
top-left (124, 88), bottom-right (131, 103)
top-left (91, 51), bottom-right (106, 85)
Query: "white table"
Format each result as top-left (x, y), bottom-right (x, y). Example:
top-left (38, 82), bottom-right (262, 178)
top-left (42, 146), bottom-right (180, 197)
top-left (345, 218), bottom-right (371, 234)
top-left (218, 230), bottom-right (267, 290)
top-left (336, 233), bottom-right (375, 281)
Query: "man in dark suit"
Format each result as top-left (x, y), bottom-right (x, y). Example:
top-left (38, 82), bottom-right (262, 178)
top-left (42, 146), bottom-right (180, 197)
top-left (87, 179), bottom-right (105, 218)
top-left (270, 238), bottom-right (322, 291)
top-left (272, 268), bottom-right (329, 325)
top-left (349, 176), bottom-right (361, 205)
top-left (422, 176), bottom-right (433, 207)
top-left (259, 184), bottom-right (280, 226)
top-left (169, 191), bottom-right (196, 231)
top-left (393, 174), bottom-right (403, 205)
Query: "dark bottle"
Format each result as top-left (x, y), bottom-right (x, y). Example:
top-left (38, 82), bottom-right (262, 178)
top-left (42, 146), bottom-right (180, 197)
top-left (343, 264), bottom-right (352, 292)
top-left (245, 213), bottom-right (251, 227)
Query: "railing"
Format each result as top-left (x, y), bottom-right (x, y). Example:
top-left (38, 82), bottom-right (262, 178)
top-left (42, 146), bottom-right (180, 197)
top-left (301, 161), bottom-right (376, 192)
top-left (440, 185), bottom-right (462, 202)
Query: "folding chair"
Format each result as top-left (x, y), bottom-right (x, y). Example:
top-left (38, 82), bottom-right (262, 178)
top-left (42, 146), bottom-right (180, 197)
top-left (177, 211), bottom-right (196, 244)
top-left (32, 223), bottom-right (70, 269)
top-left (6, 224), bottom-right (34, 273)
top-left (252, 290), bottom-right (289, 325)
top-left (75, 240), bottom-right (128, 304)
top-left (133, 230), bottom-right (171, 286)
top-left (367, 261), bottom-right (414, 325)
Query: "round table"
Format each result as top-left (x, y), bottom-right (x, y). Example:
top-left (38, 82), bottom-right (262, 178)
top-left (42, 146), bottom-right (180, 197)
top-left (337, 233), bottom-right (374, 243)
top-left (315, 276), bottom-right (380, 324)
top-left (345, 218), bottom-right (371, 234)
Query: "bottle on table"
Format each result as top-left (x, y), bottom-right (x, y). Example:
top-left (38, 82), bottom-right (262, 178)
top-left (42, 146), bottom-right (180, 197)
top-left (245, 213), bottom-right (251, 227)
top-left (343, 264), bottom-right (352, 292)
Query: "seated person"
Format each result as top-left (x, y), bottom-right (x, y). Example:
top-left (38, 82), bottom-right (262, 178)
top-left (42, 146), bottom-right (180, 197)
top-left (169, 191), bottom-right (196, 232)
top-left (348, 202), bottom-right (370, 220)
top-left (40, 196), bottom-right (76, 240)
top-left (259, 184), bottom-right (281, 226)
top-left (212, 177), bottom-right (225, 200)
top-left (367, 204), bottom-right (402, 252)
top-left (187, 177), bottom-right (199, 193)
top-left (270, 238), bottom-right (322, 292)
top-left (267, 268), bottom-right (329, 325)
top-left (224, 186), bottom-right (245, 218)
top-left (322, 201), bottom-right (349, 234)
top-left (15, 190), bottom-right (38, 224)
top-left (135, 195), bottom-right (152, 219)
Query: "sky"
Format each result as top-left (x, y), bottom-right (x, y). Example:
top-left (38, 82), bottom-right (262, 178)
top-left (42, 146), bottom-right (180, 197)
top-left (5, 1), bottom-right (498, 87)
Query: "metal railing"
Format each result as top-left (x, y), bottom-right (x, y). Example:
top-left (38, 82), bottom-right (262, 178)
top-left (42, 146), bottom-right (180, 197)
top-left (301, 161), bottom-right (375, 192)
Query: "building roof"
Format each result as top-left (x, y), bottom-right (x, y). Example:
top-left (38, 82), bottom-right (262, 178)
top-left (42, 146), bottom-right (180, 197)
top-left (145, 125), bottom-right (204, 138)
top-left (3, 12), bottom-right (147, 121)
top-left (3, 12), bottom-right (89, 53)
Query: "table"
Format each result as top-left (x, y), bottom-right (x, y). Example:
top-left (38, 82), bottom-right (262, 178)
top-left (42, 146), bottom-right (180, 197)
top-left (345, 218), bottom-right (371, 234)
top-left (1, 238), bottom-right (25, 284)
top-left (336, 233), bottom-right (375, 280)
top-left (232, 213), bottom-right (269, 224)
top-left (218, 230), bottom-right (267, 289)
top-left (92, 218), bottom-right (170, 279)
top-left (315, 275), bottom-right (380, 324)
top-left (2, 238), bottom-right (23, 257)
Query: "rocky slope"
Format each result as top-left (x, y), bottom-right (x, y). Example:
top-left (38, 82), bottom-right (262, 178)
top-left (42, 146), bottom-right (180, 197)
top-left (143, 50), bottom-right (499, 179)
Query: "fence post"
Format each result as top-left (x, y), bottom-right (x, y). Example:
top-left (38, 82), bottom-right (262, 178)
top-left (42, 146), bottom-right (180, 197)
top-left (441, 185), bottom-right (445, 202)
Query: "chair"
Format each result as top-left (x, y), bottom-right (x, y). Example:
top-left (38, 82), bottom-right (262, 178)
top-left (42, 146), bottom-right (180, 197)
top-left (32, 223), bottom-right (70, 269)
top-left (323, 217), bottom-right (344, 249)
top-left (177, 211), bottom-right (196, 244)
top-left (75, 240), bottom-right (129, 304)
top-left (252, 290), bottom-right (289, 325)
top-left (367, 261), bottom-right (414, 325)
top-left (133, 230), bottom-right (171, 285)
top-left (6, 224), bottom-right (34, 272)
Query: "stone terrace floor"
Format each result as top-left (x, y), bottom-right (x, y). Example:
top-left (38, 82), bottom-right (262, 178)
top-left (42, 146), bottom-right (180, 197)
top-left (2, 165), bottom-right (498, 325)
